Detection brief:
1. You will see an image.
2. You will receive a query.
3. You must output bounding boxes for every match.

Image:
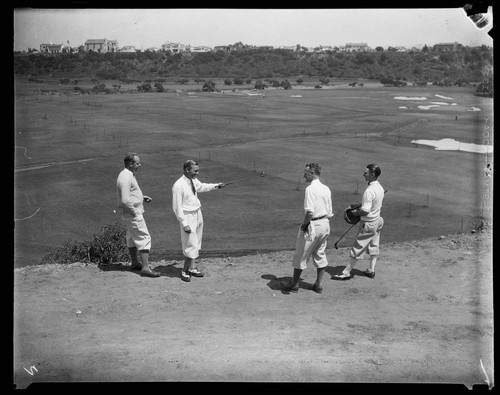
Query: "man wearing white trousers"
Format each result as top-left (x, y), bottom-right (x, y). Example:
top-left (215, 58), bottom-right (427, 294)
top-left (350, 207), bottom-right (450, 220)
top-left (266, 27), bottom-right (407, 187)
top-left (172, 160), bottom-right (224, 282)
top-left (281, 162), bottom-right (333, 294)
top-left (333, 164), bottom-right (385, 280)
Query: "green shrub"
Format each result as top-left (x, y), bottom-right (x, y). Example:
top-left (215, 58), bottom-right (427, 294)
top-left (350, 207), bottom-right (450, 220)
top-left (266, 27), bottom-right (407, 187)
top-left (40, 222), bottom-right (129, 265)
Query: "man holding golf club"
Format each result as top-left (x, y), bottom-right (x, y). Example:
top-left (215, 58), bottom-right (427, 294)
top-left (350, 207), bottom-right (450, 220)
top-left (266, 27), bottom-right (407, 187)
top-left (281, 162), bottom-right (333, 294)
top-left (172, 160), bottom-right (224, 282)
top-left (333, 164), bottom-right (385, 280)
top-left (116, 153), bottom-right (159, 277)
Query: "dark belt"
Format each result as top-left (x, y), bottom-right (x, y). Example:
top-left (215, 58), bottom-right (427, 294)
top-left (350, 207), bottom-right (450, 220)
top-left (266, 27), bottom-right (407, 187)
top-left (311, 215), bottom-right (327, 221)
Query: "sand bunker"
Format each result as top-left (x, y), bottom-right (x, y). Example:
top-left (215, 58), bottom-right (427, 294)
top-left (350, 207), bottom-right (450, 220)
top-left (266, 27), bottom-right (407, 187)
top-left (412, 138), bottom-right (493, 153)
top-left (435, 94), bottom-right (454, 100)
top-left (417, 105), bottom-right (441, 110)
top-left (468, 107), bottom-right (481, 112)
top-left (394, 96), bottom-right (427, 101)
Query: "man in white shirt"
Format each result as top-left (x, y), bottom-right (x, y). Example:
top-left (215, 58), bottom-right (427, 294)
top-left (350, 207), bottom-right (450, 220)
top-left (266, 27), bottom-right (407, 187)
top-left (116, 153), bottom-right (159, 277)
top-left (281, 162), bottom-right (333, 294)
top-left (172, 160), bottom-right (224, 282)
top-left (333, 164), bottom-right (385, 280)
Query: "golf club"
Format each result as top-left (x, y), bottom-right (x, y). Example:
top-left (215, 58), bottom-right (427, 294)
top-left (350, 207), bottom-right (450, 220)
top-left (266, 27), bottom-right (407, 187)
top-left (224, 172), bottom-right (265, 186)
top-left (334, 189), bottom-right (388, 249)
top-left (334, 224), bottom-right (356, 249)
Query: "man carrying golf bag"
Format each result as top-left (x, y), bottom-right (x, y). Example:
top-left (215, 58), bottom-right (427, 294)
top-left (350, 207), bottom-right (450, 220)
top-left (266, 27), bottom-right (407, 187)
top-left (333, 164), bottom-right (385, 280)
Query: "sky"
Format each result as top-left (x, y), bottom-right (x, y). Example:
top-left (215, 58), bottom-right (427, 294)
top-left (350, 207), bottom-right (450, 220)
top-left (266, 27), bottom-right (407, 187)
top-left (13, 8), bottom-right (493, 52)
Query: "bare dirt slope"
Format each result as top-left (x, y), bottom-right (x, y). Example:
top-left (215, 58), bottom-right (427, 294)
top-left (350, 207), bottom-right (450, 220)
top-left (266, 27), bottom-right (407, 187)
top-left (13, 229), bottom-right (493, 388)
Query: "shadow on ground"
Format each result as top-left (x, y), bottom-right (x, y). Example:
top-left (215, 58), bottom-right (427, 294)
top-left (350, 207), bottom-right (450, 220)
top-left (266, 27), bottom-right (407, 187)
top-left (98, 262), bottom-right (183, 279)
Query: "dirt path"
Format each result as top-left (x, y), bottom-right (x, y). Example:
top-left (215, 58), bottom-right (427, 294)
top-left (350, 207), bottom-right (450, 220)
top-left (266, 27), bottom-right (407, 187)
top-left (13, 230), bottom-right (493, 388)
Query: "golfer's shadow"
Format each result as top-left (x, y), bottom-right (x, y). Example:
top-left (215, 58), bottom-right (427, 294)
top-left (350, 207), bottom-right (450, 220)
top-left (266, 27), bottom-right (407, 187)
top-left (325, 266), bottom-right (365, 279)
top-left (97, 262), bottom-right (183, 278)
top-left (149, 262), bottom-right (184, 278)
top-left (261, 274), bottom-right (313, 294)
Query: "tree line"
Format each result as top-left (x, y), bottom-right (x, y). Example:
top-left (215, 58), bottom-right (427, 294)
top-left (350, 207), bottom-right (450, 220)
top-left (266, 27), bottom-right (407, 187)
top-left (14, 47), bottom-right (493, 94)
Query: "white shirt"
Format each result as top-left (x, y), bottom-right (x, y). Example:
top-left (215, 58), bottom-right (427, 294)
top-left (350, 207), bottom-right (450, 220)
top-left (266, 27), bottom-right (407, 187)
top-left (304, 179), bottom-right (333, 219)
top-left (360, 180), bottom-right (384, 221)
top-left (172, 175), bottom-right (219, 227)
top-left (116, 168), bottom-right (144, 218)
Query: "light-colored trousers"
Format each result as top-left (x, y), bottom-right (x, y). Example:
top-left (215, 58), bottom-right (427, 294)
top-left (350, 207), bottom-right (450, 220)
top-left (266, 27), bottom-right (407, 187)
top-left (350, 216), bottom-right (384, 259)
top-left (122, 214), bottom-right (152, 251)
top-left (180, 209), bottom-right (204, 259)
top-left (292, 218), bottom-right (330, 270)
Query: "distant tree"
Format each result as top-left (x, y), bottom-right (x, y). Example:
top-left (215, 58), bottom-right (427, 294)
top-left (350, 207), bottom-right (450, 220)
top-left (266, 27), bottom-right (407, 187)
top-left (137, 82), bottom-right (152, 92)
top-left (154, 82), bottom-right (164, 92)
top-left (233, 77), bottom-right (244, 85)
top-left (245, 78), bottom-right (252, 84)
top-left (476, 75), bottom-right (493, 97)
top-left (202, 80), bottom-right (216, 92)
top-left (270, 79), bottom-right (281, 88)
top-left (319, 77), bottom-right (330, 85)
top-left (254, 80), bottom-right (267, 90)
top-left (224, 78), bottom-right (233, 85)
top-left (375, 46), bottom-right (384, 51)
top-left (281, 79), bottom-right (292, 90)
top-left (422, 45), bottom-right (429, 52)
top-left (296, 78), bottom-right (304, 84)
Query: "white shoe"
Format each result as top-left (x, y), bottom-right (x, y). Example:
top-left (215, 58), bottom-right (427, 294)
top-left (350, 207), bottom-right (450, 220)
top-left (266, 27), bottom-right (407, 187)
top-left (189, 268), bottom-right (205, 277)
top-left (332, 273), bottom-right (352, 280)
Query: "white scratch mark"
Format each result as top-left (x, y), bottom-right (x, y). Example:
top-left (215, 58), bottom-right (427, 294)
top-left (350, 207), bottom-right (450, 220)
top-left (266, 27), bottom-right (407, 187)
top-left (15, 207), bottom-right (40, 221)
top-left (480, 358), bottom-right (491, 388)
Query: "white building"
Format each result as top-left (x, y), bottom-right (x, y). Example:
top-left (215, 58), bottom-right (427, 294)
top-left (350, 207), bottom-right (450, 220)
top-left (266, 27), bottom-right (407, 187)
top-left (119, 46), bottom-right (136, 53)
top-left (84, 38), bottom-right (118, 53)
top-left (344, 42), bottom-right (371, 52)
top-left (190, 45), bottom-right (212, 53)
top-left (162, 42), bottom-right (189, 53)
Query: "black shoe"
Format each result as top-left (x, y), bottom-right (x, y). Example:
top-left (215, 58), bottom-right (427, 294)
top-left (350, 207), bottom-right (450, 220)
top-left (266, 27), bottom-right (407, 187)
top-left (312, 284), bottom-right (323, 294)
top-left (130, 265), bottom-right (142, 271)
top-left (180, 271), bottom-right (191, 282)
top-left (280, 281), bottom-right (299, 293)
top-left (364, 269), bottom-right (375, 279)
top-left (140, 270), bottom-right (160, 278)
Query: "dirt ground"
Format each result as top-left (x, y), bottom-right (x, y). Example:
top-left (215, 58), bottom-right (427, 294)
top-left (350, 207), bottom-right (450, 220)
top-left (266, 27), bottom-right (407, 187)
top-left (13, 228), bottom-right (493, 389)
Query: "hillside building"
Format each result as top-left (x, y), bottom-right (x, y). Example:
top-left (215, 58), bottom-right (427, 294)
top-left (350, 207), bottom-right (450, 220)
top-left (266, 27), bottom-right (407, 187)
top-left (190, 45), bottom-right (212, 53)
top-left (39, 43), bottom-right (64, 53)
top-left (162, 42), bottom-right (189, 53)
top-left (433, 42), bottom-right (464, 51)
top-left (84, 38), bottom-right (118, 53)
top-left (118, 46), bottom-right (136, 53)
top-left (344, 42), bottom-right (372, 52)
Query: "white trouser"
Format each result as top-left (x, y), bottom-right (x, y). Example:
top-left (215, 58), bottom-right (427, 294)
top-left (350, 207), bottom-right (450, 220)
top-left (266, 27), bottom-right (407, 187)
top-left (180, 209), bottom-right (204, 259)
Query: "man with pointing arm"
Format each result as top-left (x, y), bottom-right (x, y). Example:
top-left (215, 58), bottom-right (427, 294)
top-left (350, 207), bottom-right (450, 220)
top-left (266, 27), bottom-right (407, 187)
top-left (172, 160), bottom-right (224, 282)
